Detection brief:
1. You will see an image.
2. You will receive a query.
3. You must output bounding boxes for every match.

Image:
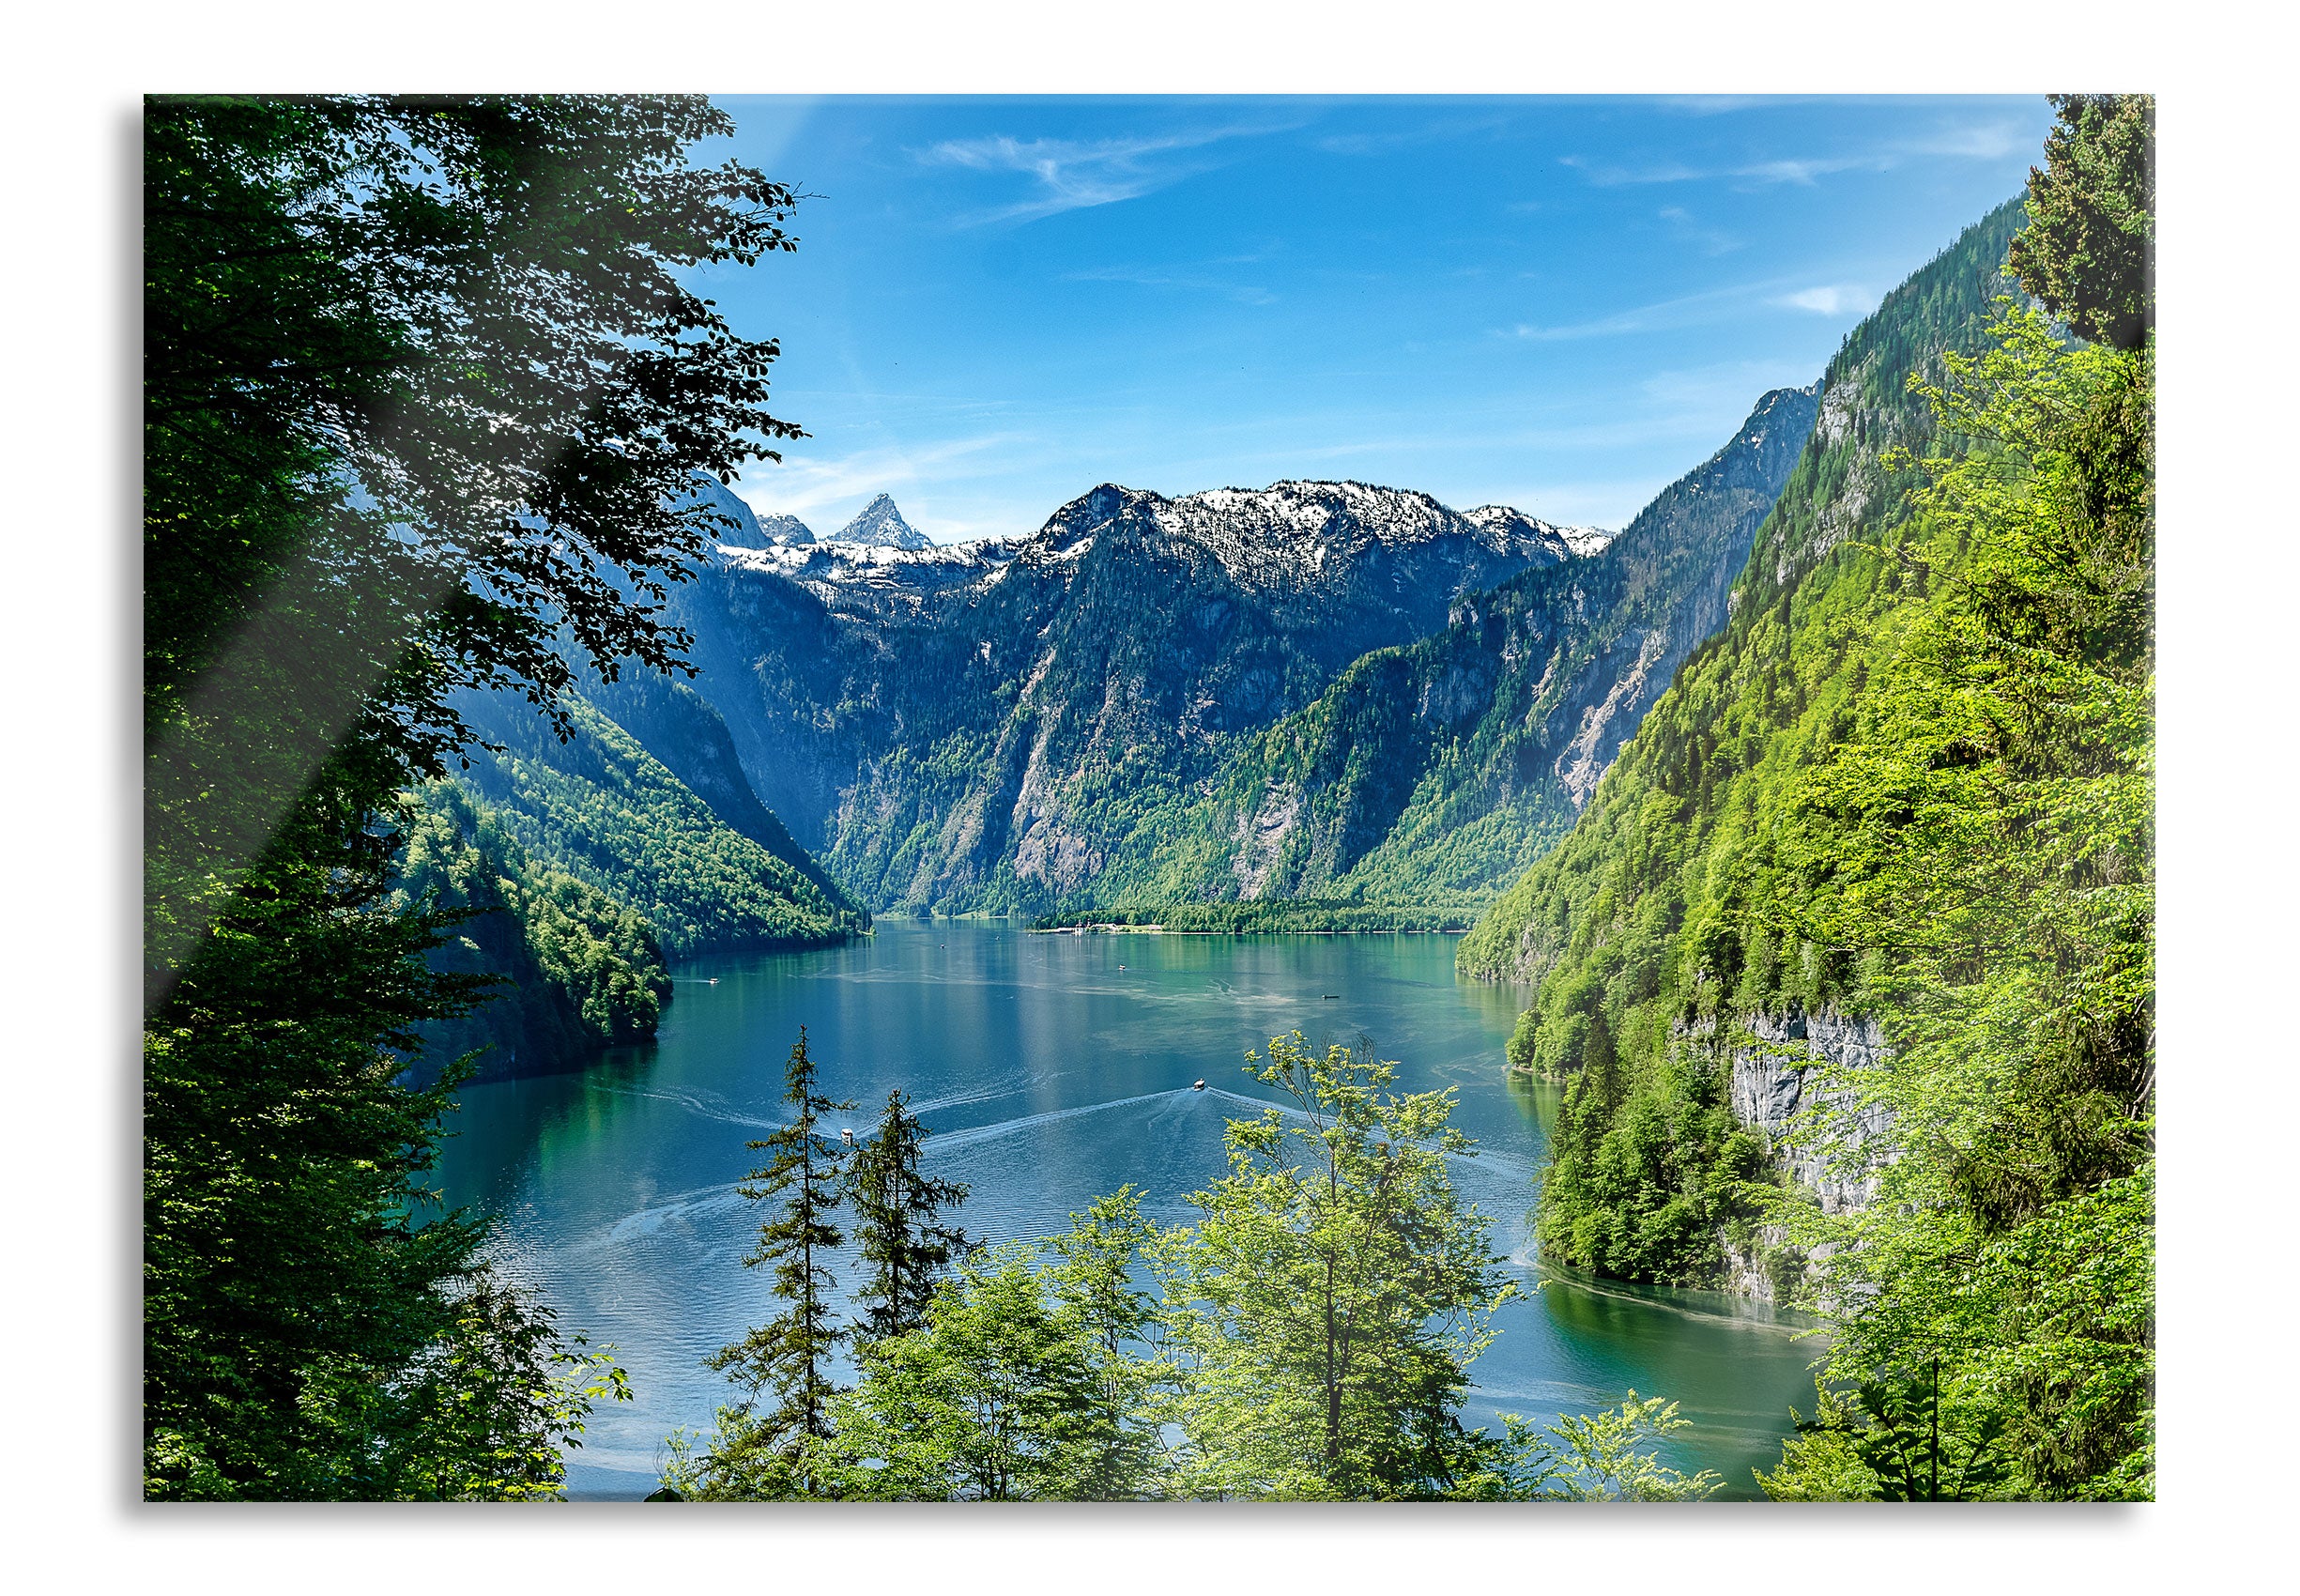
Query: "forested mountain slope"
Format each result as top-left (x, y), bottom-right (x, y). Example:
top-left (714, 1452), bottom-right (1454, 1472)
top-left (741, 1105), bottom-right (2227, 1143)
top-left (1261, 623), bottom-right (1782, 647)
top-left (452, 684), bottom-right (869, 957)
top-left (393, 782), bottom-right (673, 1082)
top-left (1459, 202), bottom-right (2029, 990)
top-left (1097, 385), bottom-right (1818, 911)
top-left (1455, 203), bottom-right (2035, 1252)
top-left (1453, 176), bottom-right (2154, 1501)
top-left (667, 480), bottom-right (1590, 915)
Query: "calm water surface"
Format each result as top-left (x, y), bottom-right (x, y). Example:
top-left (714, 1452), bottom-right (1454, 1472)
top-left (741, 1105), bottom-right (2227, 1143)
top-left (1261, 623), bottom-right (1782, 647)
top-left (436, 919), bottom-right (1821, 1498)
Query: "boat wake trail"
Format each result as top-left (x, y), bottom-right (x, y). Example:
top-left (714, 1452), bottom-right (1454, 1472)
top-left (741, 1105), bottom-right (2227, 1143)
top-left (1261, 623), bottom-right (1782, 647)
top-left (594, 1183), bottom-right (750, 1247)
top-left (928, 1087), bottom-right (1213, 1153)
top-left (590, 1083), bottom-right (784, 1132)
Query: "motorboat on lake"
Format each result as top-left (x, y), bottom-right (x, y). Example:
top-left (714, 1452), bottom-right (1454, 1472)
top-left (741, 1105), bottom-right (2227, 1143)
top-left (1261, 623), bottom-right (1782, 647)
top-left (1191, 1079), bottom-right (1206, 1091)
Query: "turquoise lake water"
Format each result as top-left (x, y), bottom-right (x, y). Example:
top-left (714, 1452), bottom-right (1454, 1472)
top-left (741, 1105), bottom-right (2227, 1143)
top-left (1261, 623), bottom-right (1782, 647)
top-left (434, 918), bottom-right (1821, 1499)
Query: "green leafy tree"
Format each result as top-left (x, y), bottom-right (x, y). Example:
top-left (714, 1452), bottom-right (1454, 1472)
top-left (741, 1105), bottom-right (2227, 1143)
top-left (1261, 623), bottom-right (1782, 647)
top-left (822, 1190), bottom-right (1171, 1501)
top-left (2006, 94), bottom-right (2154, 350)
top-left (1040, 1188), bottom-right (1173, 1498)
top-left (371, 1285), bottom-right (635, 1502)
top-left (1484, 1392), bottom-right (1724, 1501)
top-left (1762, 303), bottom-right (2154, 1498)
top-left (847, 1089), bottom-right (971, 1344)
top-left (827, 1248), bottom-right (1108, 1501)
top-left (144, 94), bottom-right (802, 1498)
top-left (1153, 1034), bottom-right (1517, 1500)
top-left (698, 1028), bottom-right (855, 1497)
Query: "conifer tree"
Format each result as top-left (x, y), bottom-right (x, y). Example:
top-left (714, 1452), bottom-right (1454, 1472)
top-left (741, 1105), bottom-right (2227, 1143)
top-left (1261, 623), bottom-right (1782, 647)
top-left (701, 1027), bottom-right (855, 1495)
top-left (2006, 93), bottom-right (2154, 350)
top-left (848, 1088), bottom-right (971, 1344)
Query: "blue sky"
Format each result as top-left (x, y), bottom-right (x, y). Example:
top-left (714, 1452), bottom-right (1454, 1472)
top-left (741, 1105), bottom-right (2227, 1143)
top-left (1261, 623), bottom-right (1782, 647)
top-left (692, 96), bottom-right (2055, 542)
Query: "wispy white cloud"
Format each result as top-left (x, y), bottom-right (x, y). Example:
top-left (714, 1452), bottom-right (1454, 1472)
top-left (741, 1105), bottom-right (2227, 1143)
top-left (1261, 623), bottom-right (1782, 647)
top-left (734, 431), bottom-right (1035, 531)
top-left (1559, 117), bottom-right (2035, 190)
top-left (918, 124), bottom-right (1284, 225)
top-left (1562, 151), bottom-right (1870, 187)
top-left (1311, 113), bottom-right (1511, 158)
top-left (1658, 205), bottom-right (1743, 257)
top-left (1505, 269), bottom-right (1878, 342)
top-left (1502, 277), bottom-right (1774, 342)
top-left (1659, 95), bottom-right (1802, 116)
top-left (1771, 284), bottom-right (1877, 316)
top-left (1064, 264), bottom-right (1274, 305)
top-left (1639, 359), bottom-right (1824, 416)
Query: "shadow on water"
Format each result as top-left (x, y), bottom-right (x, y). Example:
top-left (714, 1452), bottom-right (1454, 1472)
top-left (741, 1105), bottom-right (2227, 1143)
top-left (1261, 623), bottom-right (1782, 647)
top-left (437, 918), bottom-right (1821, 1500)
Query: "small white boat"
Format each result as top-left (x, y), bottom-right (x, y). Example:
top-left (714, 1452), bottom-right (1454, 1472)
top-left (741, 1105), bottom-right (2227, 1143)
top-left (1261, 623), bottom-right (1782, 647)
top-left (1191, 1079), bottom-right (1206, 1092)
top-left (841, 1128), bottom-right (855, 1146)
top-left (709, 978), bottom-right (719, 986)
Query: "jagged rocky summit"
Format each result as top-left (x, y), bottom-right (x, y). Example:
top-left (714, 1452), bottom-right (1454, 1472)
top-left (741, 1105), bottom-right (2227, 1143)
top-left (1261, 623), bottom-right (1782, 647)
top-left (829, 493), bottom-right (935, 550)
top-left (757, 513), bottom-right (814, 545)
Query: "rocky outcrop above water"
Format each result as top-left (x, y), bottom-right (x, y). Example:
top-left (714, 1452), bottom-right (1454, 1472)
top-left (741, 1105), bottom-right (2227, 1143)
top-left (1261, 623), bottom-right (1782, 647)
top-left (1718, 1004), bottom-right (1894, 1304)
top-left (1728, 1005), bottom-right (1893, 1213)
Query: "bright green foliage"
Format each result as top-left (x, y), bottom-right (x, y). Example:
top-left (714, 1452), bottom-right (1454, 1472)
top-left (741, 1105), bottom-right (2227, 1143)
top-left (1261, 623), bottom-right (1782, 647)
top-left (684, 1189), bottom-right (1168, 1502)
top-left (1035, 1189), bottom-right (1174, 1499)
top-left (827, 1249), bottom-right (1109, 1499)
top-left (2007, 94), bottom-right (2154, 350)
top-left (1846, 1364), bottom-right (2007, 1502)
top-left (1152, 1034), bottom-right (1516, 1499)
top-left (697, 1029), bottom-right (856, 1497)
top-left (848, 1089), bottom-right (972, 1344)
top-left (822, 1205), bottom-right (1173, 1502)
top-left (394, 781), bottom-right (671, 1075)
top-left (359, 1285), bottom-right (635, 1502)
top-left (1481, 1392), bottom-right (1724, 1501)
top-left (1755, 309), bottom-right (2154, 1500)
top-left (458, 691), bottom-right (868, 957)
top-left (667, 1043), bottom-right (1732, 1503)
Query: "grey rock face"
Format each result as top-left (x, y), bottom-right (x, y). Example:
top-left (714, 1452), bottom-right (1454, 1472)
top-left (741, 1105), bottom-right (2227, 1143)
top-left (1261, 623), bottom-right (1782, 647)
top-left (757, 513), bottom-right (815, 545)
top-left (1703, 1003), bottom-right (1895, 1305)
top-left (1727, 1005), bottom-right (1894, 1215)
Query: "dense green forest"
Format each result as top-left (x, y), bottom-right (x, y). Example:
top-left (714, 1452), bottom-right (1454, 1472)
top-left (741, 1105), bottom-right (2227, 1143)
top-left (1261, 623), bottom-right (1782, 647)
top-left (1458, 96), bottom-right (2154, 1499)
top-left (392, 782), bottom-right (673, 1082)
top-left (143, 95), bottom-right (807, 1498)
top-left (454, 685), bottom-right (868, 958)
top-left (663, 1031), bottom-right (1721, 1502)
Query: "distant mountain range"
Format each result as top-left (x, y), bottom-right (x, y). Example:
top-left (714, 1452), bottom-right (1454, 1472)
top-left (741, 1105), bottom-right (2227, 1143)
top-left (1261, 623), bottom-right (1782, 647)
top-left (603, 440), bottom-right (1796, 917)
top-left (674, 483), bottom-right (938, 552)
top-left (471, 386), bottom-right (1817, 933)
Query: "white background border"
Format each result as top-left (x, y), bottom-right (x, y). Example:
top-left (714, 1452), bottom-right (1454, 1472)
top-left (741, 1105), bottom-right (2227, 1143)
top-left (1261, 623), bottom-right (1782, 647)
top-left (3, 2), bottom-right (2286, 1588)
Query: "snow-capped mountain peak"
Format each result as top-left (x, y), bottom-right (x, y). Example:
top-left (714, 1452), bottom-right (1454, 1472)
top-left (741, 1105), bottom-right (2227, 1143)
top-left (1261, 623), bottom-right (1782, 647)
top-left (829, 493), bottom-right (934, 551)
